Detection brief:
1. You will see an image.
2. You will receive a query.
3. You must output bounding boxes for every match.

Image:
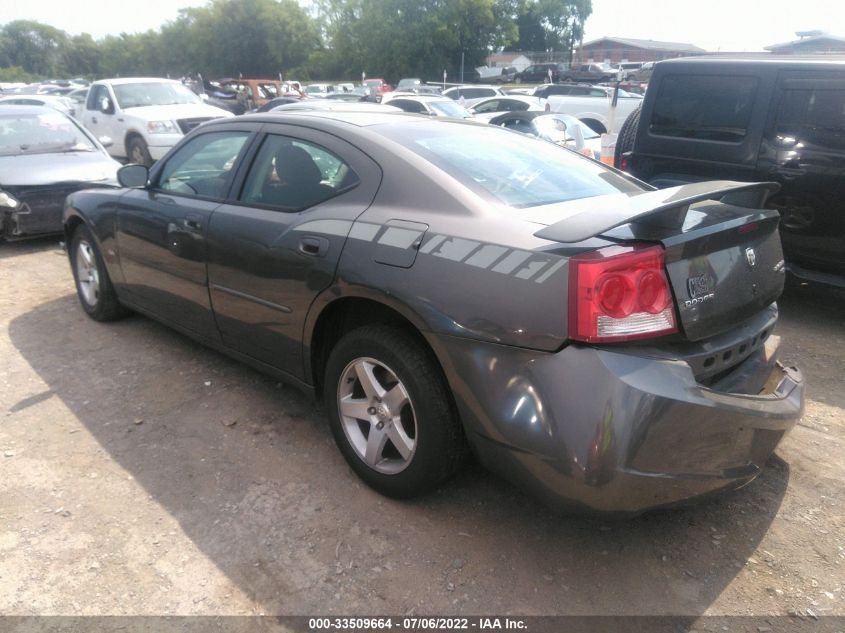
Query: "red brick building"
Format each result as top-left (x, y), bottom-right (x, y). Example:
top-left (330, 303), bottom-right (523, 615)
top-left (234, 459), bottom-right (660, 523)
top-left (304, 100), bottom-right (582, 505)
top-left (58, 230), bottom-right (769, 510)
top-left (575, 37), bottom-right (705, 64)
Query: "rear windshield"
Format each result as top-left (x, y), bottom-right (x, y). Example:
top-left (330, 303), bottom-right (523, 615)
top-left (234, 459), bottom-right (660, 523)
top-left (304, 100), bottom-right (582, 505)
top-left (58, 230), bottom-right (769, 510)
top-left (381, 123), bottom-right (641, 208)
top-left (650, 74), bottom-right (758, 142)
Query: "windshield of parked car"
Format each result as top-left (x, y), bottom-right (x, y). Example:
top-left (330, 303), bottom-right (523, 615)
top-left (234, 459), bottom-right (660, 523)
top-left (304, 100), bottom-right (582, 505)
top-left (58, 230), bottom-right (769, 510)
top-left (113, 82), bottom-right (201, 108)
top-left (0, 110), bottom-right (97, 156)
top-left (384, 123), bottom-right (641, 208)
top-left (428, 101), bottom-right (472, 118)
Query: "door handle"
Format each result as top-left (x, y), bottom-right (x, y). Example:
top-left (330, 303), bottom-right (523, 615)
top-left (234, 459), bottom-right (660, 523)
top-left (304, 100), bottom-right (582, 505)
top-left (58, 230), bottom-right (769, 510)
top-left (184, 213), bottom-right (203, 231)
top-left (91, 116), bottom-right (98, 124)
top-left (299, 236), bottom-right (329, 257)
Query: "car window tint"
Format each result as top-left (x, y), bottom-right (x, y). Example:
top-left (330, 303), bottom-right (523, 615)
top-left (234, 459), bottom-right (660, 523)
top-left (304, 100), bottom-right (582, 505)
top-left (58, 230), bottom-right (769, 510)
top-left (391, 99), bottom-right (425, 114)
top-left (473, 99), bottom-right (500, 113)
top-left (387, 124), bottom-right (640, 208)
top-left (775, 88), bottom-right (845, 150)
top-left (464, 88), bottom-right (493, 99)
top-left (502, 118), bottom-right (537, 136)
top-left (86, 85), bottom-right (106, 110)
top-left (239, 134), bottom-right (359, 211)
top-left (589, 89), bottom-right (608, 97)
top-left (157, 131), bottom-right (249, 198)
top-left (650, 74), bottom-right (758, 142)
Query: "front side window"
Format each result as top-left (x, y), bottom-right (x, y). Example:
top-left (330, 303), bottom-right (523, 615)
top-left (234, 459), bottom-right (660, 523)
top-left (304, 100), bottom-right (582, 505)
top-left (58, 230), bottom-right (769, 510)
top-left (775, 88), bottom-right (845, 150)
top-left (86, 85), bottom-right (107, 110)
top-left (239, 134), bottom-right (359, 211)
top-left (650, 74), bottom-right (758, 142)
top-left (157, 131), bottom-right (250, 198)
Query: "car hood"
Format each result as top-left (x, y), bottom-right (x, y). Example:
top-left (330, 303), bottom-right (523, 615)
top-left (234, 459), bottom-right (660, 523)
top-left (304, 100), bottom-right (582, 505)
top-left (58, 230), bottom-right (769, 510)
top-left (121, 103), bottom-right (233, 120)
top-left (0, 151), bottom-right (121, 187)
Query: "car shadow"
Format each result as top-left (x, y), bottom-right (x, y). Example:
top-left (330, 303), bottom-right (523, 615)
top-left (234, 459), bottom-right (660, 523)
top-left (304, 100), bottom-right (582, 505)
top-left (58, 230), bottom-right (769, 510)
top-left (9, 295), bottom-right (790, 617)
top-left (0, 236), bottom-right (63, 260)
top-left (777, 281), bottom-right (845, 410)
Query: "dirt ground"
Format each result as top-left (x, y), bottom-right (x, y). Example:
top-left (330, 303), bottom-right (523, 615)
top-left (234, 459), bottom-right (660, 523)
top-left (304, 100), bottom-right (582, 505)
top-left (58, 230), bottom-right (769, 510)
top-left (0, 238), bottom-right (843, 621)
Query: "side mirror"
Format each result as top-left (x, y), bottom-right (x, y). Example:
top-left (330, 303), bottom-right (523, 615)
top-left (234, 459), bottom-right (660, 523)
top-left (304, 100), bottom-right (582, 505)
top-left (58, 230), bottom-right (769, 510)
top-left (98, 136), bottom-right (113, 149)
top-left (99, 97), bottom-right (114, 115)
top-left (118, 164), bottom-right (149, 188)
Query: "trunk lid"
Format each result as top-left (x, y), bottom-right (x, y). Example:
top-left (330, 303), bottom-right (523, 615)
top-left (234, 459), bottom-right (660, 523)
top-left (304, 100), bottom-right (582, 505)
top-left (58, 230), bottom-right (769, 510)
top-left (530, 181), bottom-right (786, 341)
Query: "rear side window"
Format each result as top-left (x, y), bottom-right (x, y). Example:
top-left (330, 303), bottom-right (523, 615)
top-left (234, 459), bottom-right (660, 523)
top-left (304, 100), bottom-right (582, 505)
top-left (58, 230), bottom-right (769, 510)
top-left (385, 124), bottom-right (641, 208)
top-left (775, 87), bottom-right (845, 150)
top-left (239, 134), bottom-right (359, 211)
top-left (650, 75), bottom-right (758, 142)
top-left (462, 88), bottom-right (495, 99)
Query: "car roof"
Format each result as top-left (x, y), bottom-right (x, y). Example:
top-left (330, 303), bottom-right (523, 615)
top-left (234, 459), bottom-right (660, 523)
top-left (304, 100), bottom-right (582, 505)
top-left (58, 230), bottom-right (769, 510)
top-left (0, 104), bottom-right (69, 115)
top-left (659, 55), bottom-right (845, 68)
top-left (0, 95), bottom-right (68, 103)
top-left (96, 77), bottom-right (181, 85)
top-left (389, 95), bottom-right (452, 102)
top-left (213, 110), bottom-right (483, 130)
top-left (445, 84), bottom-right (500, 90)
top-left (475, 94), bottom-right (544, 104)
top-left (272, 102), bottom-right (402, 112)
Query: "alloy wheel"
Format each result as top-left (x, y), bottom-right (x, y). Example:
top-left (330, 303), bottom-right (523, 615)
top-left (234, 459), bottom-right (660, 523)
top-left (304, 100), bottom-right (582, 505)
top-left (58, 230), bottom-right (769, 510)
top-left (337, 357), bottom-right (417, 475)
top-left (75, 239), bottom-right (100, 306)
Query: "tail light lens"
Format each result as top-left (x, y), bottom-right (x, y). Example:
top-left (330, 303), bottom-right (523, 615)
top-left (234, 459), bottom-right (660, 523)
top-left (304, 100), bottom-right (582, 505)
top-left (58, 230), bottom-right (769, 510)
top-left (569, 244), bottom-right (678, 343)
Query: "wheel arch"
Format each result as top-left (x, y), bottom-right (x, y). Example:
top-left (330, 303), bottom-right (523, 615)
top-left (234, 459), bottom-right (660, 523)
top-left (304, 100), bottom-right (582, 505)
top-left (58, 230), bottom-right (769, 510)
top-left (304, 289), bottom-right (442, 400)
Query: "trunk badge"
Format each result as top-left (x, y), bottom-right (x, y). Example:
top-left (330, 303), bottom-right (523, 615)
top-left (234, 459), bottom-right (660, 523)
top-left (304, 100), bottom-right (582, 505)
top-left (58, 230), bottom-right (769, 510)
top-left (745, 247), bottom-right (757, 268)
top-left (687, 273), bottom-right (715, 300)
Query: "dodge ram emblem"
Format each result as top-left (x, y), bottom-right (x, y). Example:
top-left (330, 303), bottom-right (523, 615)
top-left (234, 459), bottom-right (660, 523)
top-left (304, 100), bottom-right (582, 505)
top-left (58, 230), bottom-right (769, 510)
top-left (745, 247), bottom-right (757, 268)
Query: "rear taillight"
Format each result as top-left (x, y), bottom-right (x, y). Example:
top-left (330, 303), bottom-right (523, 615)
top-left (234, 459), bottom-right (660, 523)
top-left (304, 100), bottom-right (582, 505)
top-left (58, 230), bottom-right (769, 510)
top-left (569, 244), bottom-right (678, 343)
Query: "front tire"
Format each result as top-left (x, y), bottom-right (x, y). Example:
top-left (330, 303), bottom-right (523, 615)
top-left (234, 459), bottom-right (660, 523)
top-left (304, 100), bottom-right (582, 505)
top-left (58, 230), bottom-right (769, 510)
top-left (70, 224), bottom-right (128, 321)
top-left (127, 136), bottom-right (153, 167)
top-left (324, 325), bottom-right (466, 498)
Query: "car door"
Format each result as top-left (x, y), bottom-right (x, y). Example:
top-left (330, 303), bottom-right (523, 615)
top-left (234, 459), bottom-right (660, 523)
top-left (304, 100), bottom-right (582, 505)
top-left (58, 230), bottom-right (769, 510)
top-left (116, 126), bottom-right (257, 340)
top-left (83, 84), bottom-right (122, 156)
top-left (206, 124), bottom-right (382, 380)
top-left (758, 72), bottom-right (845, 276)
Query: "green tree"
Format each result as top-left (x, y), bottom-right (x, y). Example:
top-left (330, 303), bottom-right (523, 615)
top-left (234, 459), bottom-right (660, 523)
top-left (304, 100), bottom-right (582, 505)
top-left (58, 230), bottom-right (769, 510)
top-left (0, 20), bottom-right (69, 77)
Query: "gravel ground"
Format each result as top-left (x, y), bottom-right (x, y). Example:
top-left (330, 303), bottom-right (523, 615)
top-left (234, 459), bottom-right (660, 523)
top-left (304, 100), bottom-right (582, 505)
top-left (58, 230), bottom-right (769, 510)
top-left (0, 238), bottom-right (843, 622)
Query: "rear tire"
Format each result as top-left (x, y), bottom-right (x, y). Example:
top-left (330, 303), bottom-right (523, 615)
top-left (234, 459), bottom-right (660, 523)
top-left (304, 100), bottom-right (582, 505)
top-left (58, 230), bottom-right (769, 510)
top-left (70, 224), bottom-right (129, 321)
top-left (324, 325), bottom-right (466, 498)
top-left (614, 105), bottom-right (641, 169)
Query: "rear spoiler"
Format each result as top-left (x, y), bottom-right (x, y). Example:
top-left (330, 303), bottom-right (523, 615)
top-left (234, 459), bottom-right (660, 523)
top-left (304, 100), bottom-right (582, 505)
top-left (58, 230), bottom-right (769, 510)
top-left (534, 180), bottom-right (780, 244)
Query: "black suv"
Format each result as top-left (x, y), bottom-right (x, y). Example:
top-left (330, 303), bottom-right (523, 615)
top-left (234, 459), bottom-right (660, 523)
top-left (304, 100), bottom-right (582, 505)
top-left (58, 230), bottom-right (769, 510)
top-left (615, 57), bottom-right (845, 287)
top-left (514, 63), bottom-right (567, 83)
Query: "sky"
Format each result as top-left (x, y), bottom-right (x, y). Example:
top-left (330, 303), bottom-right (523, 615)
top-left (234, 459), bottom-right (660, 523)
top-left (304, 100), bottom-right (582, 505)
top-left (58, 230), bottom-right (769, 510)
top-left (1, 0), bottom-right (844, 52)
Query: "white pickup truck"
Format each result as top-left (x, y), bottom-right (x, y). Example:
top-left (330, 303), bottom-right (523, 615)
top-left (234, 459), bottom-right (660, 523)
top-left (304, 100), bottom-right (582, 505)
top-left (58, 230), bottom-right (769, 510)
top-left (546, 87), bottom-right (642, 135)
top-left (81, 77), bottom-right (233, 166)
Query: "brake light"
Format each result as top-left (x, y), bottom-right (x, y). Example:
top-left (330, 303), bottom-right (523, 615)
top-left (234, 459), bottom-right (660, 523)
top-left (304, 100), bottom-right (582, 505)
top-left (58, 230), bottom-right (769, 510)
top-left (617, 155), bottom-right (629, 171)
top-left (569, 244), bottom-right (678, 343)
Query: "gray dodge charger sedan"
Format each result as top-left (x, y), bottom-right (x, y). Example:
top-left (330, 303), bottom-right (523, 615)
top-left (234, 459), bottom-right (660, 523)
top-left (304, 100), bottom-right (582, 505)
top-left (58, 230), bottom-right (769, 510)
top-left (63, 112), bottom-right (804, 514)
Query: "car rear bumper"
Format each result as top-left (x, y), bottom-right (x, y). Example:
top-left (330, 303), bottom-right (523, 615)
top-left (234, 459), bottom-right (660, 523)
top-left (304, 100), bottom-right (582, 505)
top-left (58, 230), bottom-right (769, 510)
top-left (431, 322), bottom-right (804, 514)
